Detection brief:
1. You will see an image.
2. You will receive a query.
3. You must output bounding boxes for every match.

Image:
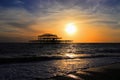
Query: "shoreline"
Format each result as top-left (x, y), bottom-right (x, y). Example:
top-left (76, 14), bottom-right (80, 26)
top-left (48, 62), bottom-right (120, 80)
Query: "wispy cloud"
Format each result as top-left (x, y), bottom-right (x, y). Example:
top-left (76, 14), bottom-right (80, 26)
top-left (0, 0), bottom-right (120, 28)
top-left (0, 7), bottom-right (37, 32)
top-left (14, 0), bottom-right (24, 4)
top-left (0, 0), bottom-right (120, 42)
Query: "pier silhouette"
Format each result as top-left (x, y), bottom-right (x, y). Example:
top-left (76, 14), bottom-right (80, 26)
top-left (30, 33), bottom-right (72, 43)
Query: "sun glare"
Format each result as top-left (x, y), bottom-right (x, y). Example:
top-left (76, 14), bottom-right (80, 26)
top-left (65, 23), bottom-right (77, 35)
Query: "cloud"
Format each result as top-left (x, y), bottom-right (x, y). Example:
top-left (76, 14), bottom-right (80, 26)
top-left (0, 0), bottom-right (119, 29)
top-left (84, 20), bottom-right (119, 30)
top-left (14, 0), bottom-right (24, 5)
top-left (0, 0), bottom-right (120, 42)
top-left (0, 7), bottom-right (37, 33)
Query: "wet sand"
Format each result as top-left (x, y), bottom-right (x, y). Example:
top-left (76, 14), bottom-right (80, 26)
top-left (46, 63), bottom-right (120, 80)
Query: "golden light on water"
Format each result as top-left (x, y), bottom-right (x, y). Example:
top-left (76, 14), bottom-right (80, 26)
top-left (67, 74), bottom-right (83, 80)
top-left (65, 53), bottom-right (77, 58)
top-left (65, 23), bottom-right (77, 35)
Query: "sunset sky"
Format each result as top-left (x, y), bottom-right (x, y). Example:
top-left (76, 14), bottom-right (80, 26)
top-left (0, 0), bottom-right (120, 42)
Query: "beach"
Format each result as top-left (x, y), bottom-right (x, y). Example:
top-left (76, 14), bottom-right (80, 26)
top-left (48, 63), bottom-right (120, 80)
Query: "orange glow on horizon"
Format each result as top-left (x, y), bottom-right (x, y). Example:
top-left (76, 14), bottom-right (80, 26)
top-left (19, 15), bottom-right (120, 43)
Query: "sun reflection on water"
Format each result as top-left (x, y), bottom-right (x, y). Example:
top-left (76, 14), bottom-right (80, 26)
top-left (51, 58), bottom-right (90, 76)
top-left (65, 53), bottom-right (77, 58)
top-left (48, 44), bottom-right (91, 77)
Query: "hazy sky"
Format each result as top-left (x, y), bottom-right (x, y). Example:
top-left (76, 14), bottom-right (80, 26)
top-left (0, 0), bottom-right (120, 42)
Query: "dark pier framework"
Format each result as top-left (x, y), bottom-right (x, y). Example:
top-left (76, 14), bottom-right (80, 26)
top-left (30, 33), bottom-right (72, 43)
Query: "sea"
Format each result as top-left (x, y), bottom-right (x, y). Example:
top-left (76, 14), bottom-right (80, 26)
top-left (0, 43), bottom-right (120, 80)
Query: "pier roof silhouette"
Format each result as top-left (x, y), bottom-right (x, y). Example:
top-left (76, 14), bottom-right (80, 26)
top-left (38, 33), bottom-right (61, 40)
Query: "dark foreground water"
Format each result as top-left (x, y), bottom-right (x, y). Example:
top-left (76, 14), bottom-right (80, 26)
top-left (0, 43), bottom-right (120, 80)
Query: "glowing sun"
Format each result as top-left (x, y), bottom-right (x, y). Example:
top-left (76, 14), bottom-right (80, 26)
top-left (65, 23), bottom-right (77, 35)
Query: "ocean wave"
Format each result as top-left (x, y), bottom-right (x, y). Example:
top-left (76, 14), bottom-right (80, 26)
top-left (0, 54), bottom-right (120, 64)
